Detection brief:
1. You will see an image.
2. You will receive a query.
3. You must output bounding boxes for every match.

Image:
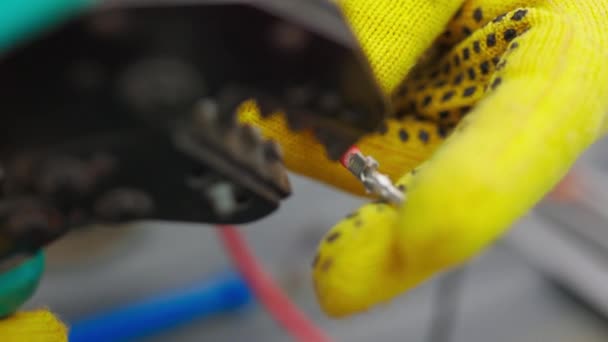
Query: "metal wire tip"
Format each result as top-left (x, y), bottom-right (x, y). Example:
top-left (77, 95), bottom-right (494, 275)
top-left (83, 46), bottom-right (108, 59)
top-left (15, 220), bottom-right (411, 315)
top-left (341, 147), bottom-right (405, 205)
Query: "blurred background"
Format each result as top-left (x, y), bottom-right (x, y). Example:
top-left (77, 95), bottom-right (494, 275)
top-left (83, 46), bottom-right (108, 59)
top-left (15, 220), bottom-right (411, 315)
top-left (3, 1), bottom-right (607, 341)
top-left (22, 136), bottom-right (608, 342)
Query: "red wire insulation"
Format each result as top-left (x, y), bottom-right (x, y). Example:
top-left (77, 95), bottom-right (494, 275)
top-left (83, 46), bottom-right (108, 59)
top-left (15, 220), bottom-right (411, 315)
top-left (216, 145), bottom-right (360, 340)
top-left (217, 225), bottom-right (331, 342)
top-left (340, 146), bottom-right (361, 169)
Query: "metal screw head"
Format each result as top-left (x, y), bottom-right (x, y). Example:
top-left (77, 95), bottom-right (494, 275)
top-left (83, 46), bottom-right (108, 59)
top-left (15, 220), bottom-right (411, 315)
top-left (206, 182), bottom-right (238, 217)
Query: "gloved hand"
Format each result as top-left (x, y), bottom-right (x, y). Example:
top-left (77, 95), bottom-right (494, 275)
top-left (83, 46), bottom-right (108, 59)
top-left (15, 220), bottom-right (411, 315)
top-left (240, 0), bottom-right (608, 317)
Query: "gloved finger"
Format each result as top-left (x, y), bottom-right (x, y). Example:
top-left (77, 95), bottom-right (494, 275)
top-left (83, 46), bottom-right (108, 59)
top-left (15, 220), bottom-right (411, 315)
top-left (0, 310), bottom-right (67, 342)
top-left (239, 0), bottom-right (465, 195)
top-left (313, 2), bottom-right (608, 317)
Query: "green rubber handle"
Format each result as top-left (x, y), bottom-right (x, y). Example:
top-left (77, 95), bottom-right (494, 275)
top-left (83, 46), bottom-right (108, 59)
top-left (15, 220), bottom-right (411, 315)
top-left (0, 0), bottom-right (94, 53)
top-left (0, 252), bottom-right (45, 317)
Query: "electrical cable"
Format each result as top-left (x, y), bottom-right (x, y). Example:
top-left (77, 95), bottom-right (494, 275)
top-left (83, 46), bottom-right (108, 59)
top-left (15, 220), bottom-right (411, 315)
top-left (214, 145), bottom-right (407, 341)
top-left (340, 146), bottom-right (362, 168)
top-left (216, 225), bottom-right (331, 342)
top-left (69, 271), bottom-right (253, 342)
top-left (211, 146), bottom-right (371, 341)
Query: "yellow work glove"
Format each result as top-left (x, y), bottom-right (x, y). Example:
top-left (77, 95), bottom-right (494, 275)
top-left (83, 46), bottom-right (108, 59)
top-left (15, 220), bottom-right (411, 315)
top-left (0, 310), bottom-right (67, 342)
top-left (240, 0), bottom-right (608, 317)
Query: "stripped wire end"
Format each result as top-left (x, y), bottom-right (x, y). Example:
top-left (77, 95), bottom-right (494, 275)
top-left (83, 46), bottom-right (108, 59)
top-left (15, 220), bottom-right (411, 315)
top-left (340, 147), bottom-right (405, 205)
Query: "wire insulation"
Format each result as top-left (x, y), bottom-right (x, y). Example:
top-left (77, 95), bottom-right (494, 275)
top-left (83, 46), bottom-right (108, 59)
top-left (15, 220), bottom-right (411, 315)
top-left (217, 225), bottom-right (331, 342)
top-left (69, 272), bottom-right (252, 342)
top-left (340, 146), bottom-right (361, 168)
top-left (214, 145), bottom-right (363, 341)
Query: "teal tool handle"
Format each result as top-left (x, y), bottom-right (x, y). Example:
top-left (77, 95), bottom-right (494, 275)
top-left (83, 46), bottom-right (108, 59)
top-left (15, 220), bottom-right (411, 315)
top-left (0, 0), bottom-right (94, 53)
top-left (0, 252), bottom-right (45, 317)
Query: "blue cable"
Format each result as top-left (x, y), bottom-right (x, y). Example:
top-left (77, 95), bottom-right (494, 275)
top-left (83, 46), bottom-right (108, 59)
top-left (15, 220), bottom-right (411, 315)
top-left (69, 272), bottom-right (253, 342)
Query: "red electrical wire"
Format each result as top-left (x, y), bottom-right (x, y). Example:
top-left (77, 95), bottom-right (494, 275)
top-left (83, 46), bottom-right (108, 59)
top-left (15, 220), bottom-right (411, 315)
top-left (216, 147), bottom-right (358, 340)
top-left (340, 146), bottom-right (361, 169)
top-left (216, 225), bottom-right (331, 342)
